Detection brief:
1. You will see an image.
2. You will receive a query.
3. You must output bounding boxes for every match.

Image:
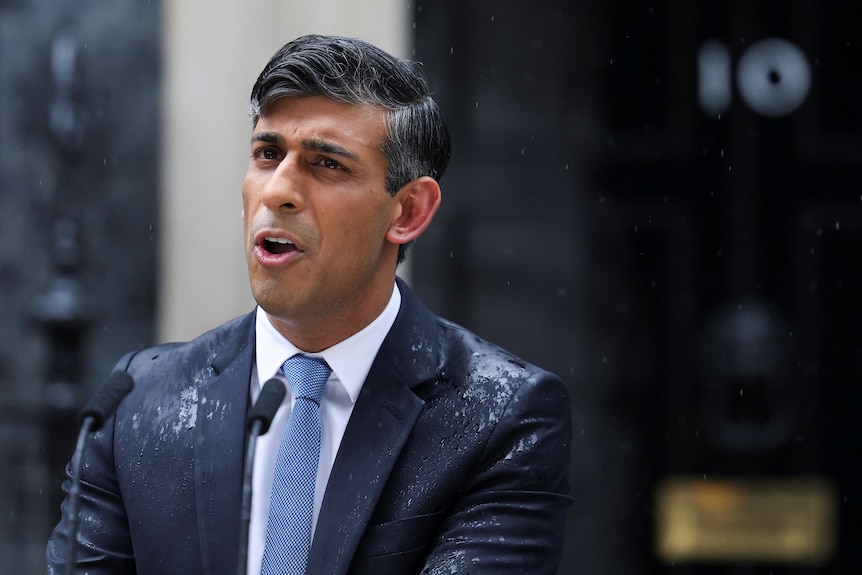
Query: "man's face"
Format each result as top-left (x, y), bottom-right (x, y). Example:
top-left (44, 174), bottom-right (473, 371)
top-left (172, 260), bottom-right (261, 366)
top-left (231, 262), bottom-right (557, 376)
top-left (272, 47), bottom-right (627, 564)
top-left (242, 96), bottom-right (402, 349)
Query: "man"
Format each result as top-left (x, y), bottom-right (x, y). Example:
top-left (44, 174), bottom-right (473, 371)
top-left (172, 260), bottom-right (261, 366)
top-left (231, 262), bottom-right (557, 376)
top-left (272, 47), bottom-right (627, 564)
top-left (46, 35), bottom-right (572, 575)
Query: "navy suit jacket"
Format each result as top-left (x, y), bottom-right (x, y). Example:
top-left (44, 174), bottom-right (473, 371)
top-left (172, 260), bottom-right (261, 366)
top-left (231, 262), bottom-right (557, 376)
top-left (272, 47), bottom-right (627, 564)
top-left (46, 281), bottom-right (572, 574)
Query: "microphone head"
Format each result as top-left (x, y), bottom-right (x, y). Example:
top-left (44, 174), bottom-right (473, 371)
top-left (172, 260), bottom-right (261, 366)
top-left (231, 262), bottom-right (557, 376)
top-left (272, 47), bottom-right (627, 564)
top-left (80, 371), bottom-right (135, 431)
top-left (247, 378), bottom-right (286, 435)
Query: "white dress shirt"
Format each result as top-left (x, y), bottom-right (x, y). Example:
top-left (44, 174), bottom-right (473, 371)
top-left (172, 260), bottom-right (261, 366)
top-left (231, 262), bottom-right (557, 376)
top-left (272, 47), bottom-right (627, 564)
top-left (247, 283), bottom-right (401, 575)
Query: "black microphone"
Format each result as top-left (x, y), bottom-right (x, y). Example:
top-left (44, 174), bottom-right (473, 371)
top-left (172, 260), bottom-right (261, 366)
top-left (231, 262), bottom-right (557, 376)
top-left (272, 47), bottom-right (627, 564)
top-left (237, 377), bottom-right (286, 575)
top-left (64, 371), bottom-right (135, 575)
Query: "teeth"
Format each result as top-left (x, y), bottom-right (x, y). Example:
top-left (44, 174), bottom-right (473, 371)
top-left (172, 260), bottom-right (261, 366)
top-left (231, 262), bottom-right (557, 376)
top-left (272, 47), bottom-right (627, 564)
top-left (265, 237), bottom-right (294, 245)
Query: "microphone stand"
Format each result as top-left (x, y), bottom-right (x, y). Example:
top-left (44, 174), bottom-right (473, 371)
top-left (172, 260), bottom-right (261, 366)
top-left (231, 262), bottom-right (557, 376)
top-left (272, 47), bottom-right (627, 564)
top-left (64, 415), bottom-right (96, 575)
top-left (63, 370), bottom-right (134, 575)
top-left (237, 378), bottom-right (285, 575)
top-left (238, 416), bottom-right (266, 575)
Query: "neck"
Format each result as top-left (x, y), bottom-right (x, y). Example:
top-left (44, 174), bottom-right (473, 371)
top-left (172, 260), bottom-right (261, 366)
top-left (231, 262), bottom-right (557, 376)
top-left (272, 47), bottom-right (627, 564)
top-left (265, 280), bottom-right (395, 353)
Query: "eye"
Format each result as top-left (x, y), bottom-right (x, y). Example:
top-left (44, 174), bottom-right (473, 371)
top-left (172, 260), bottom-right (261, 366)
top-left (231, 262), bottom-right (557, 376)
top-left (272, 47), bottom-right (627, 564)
top-left (252, 146), bottom-right (283, 161)
top-left (317, 157), bottom-right (342, 170)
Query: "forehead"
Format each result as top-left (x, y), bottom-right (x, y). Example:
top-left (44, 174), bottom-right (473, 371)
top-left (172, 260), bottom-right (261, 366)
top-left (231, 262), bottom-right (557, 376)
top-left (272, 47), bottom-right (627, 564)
top-left (255, 96), bottom-right (388, 147)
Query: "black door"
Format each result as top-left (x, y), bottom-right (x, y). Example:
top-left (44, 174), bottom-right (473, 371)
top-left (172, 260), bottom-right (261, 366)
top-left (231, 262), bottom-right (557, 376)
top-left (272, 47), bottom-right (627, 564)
top-left (413, 1), bottom-right (862, 573)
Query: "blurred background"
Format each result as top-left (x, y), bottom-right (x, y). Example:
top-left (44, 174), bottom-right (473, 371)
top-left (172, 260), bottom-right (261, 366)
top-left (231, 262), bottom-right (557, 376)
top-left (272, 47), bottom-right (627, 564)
top-left (1, 0), bottom-right (860, 573)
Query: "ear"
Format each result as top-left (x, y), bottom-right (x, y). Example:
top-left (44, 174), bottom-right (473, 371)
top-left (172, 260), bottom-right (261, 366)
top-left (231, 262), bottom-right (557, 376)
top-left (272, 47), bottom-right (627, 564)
top-left (386, 176), bottom-right (441, 246)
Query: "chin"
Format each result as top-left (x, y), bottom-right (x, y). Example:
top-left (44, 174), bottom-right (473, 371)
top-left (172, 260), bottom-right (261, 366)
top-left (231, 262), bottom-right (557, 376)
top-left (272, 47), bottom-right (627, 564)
top-left (249, 280), bottom-right (284, 311)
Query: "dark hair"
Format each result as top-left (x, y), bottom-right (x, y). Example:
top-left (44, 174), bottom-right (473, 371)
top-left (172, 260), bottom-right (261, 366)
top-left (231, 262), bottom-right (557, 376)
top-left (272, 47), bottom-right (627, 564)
top-left (250, 35), bottom-right (451, 263)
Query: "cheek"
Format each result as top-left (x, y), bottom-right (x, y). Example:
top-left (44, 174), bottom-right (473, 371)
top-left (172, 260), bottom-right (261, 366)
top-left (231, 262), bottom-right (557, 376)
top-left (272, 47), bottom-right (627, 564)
top-left (345, 204), bottom-right (389, 241)
top-left (319, 194), bottom-right (395, 257)
top-left (241, 170), bottom-right (262, 205)
top-left (241, 185), bottom-right (262, 225)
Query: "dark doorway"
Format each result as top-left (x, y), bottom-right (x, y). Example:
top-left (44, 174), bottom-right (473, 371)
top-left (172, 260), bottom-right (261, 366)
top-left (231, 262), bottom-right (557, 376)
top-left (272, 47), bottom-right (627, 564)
top-left (412, 1), bottom-right (862, 573)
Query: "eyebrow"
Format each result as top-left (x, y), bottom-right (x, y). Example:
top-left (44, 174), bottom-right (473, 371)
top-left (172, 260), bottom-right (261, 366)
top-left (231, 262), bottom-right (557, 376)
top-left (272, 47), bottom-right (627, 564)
top-left (251, 132), bottom-right (360, 162)
top-left (302, 137), bottom-right (360, 161)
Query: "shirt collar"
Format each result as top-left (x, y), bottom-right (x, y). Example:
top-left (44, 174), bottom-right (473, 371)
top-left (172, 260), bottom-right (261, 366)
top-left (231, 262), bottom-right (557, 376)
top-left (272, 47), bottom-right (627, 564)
top-left (254, 283), bottom-right (401, 404)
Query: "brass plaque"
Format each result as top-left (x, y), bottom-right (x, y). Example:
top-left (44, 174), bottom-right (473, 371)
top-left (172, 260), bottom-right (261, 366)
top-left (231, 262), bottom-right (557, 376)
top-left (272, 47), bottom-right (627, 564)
top-left (655, 476), bottom-right (837, 563)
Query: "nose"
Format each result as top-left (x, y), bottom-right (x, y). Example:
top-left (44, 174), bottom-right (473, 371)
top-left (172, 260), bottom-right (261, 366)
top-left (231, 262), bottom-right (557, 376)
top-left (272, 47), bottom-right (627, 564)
top-left (260, 155), bottom-right (305, 212)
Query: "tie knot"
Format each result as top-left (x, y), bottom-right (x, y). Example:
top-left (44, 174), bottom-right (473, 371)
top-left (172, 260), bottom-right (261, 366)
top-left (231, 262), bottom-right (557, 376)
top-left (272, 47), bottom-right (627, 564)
top-left (281, 354), bottom-right (331, 402)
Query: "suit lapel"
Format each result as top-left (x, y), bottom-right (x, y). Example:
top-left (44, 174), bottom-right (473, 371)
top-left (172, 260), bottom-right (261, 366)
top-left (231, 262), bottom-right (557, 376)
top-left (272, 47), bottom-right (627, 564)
top-left (307, 280), bottom-right (440, 575)
top-left (193, 312), bottom-right (256, 575)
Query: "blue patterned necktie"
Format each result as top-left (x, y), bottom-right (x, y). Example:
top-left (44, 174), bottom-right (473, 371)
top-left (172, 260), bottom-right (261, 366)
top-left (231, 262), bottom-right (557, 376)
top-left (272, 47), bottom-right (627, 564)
top-left (261, 354), bottom-right (331, 575)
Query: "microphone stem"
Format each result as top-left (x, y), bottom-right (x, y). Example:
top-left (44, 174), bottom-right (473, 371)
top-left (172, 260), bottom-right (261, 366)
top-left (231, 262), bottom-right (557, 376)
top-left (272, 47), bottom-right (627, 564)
top-left (65, 415), bottom-right (95, 575)
top-left (237, 418), bottom-right (264, 575)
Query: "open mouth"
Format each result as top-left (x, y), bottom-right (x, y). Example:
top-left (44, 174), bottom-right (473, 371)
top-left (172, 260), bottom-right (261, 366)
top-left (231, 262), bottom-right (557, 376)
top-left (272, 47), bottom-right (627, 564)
top-left (262, 236), bottom-right (297, 255)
